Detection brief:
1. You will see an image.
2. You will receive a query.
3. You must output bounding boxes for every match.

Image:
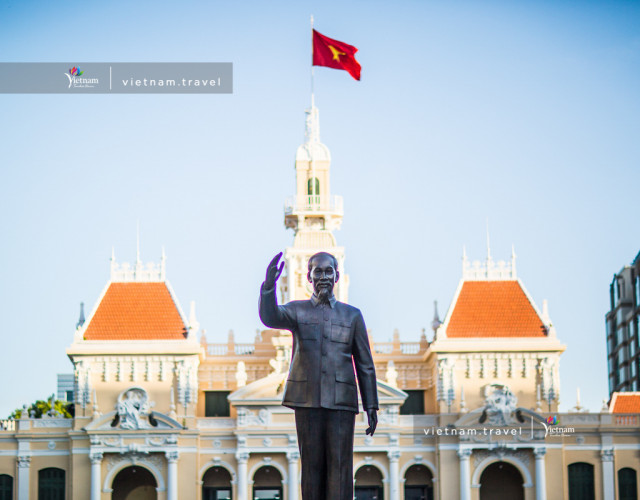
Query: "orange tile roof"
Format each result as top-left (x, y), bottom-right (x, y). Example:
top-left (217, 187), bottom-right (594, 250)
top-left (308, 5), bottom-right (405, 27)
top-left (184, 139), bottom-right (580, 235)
top-left (84, 282), bottom-right (187, 341)
top-left (610, 393), bottom-right (640, 413)
top-left (446, 281), bottom-right (546, 338)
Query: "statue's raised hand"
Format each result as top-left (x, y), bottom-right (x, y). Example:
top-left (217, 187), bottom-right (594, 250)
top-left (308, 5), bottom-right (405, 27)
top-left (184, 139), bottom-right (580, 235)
top-left (265, 252), bottom-right (284, 290)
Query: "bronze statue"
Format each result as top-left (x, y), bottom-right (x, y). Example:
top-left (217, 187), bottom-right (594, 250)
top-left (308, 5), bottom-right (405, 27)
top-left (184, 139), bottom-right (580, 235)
top-left (259, 251), bottom-right (378, 500)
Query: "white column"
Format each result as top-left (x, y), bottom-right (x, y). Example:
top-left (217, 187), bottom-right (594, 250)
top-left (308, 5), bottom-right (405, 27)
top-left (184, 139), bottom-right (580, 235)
top-left (16, 456), bottom-right (30, 500)
top-left (458, 448), bottom-right (472, 500)
top-left (601, 449), bottom-right (615, 500)
top-left (90, 451), bottom-right (103, 500)
top-left (236, 452), bottom-right (249, 500)
top-left (287, 451), bottom-right (300, 500)
top-left (388, 451), bottom-right (401, 500)
top-left (166, 451), bottom-right (179, 500)
top-left (533, 447), bottom-right (546, 500)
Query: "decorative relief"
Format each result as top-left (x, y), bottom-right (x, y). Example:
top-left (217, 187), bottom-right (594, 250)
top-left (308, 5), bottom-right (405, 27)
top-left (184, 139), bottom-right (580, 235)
top-left (115, 387), bottom-right (156, 430)
top-left (237, 408), bottom-right (269, 427)
top-left (473, 448), bottom-right (530, 468)
top-left (105, 453), bottom-right (163, 471)
top-left (533, 448), bottom-right (546, 459)
top-left (33, 420), bottom-right (71, 428)
top-left (17, 456), bottom-right (31, 468)
top-left (600, 449), bottom-right (614, 462)
top-left (388, 450), bottom-right (401, 462)
top-left (145, 435), bottom-right (177, 447)
top-left (481, 384), bottom-right (518, 426)
top-left (89, 451), bottom-right (103, 464)
top-left (377, 406), bottom-right (399, 425)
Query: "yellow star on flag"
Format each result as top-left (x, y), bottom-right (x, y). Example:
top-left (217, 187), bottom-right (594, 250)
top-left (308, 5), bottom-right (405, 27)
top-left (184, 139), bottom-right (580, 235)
top-left (328, 45), bottom-right (346, 62)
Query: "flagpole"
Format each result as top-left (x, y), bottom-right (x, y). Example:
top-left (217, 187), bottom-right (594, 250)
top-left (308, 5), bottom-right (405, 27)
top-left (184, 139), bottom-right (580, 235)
top-left (310, 14), bottom-right (315, 109)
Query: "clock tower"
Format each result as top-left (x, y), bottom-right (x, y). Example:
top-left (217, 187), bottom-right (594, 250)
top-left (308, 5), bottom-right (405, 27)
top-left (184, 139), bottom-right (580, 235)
top-left (280, 104), bottom-right (349, 303)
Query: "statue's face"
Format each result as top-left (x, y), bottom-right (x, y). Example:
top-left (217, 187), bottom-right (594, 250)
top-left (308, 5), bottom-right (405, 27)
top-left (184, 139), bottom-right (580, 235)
top-left (307, 255), bottom-right (339, 301)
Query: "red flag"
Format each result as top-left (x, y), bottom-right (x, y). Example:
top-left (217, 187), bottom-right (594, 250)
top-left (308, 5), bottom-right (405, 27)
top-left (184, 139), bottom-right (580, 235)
top-left (312, 29), bottom-right (361, 81)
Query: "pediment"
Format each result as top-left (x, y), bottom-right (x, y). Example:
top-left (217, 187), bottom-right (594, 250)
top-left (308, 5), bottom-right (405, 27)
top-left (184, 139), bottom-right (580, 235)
top-left (84, 411), bottom-right (183, 431)
top-left (228, 373), bottom-right (408, 407)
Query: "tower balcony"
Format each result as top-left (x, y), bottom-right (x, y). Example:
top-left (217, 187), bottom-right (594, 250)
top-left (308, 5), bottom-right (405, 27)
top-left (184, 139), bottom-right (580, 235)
top-left (284, 195), bottom-right (344, 216)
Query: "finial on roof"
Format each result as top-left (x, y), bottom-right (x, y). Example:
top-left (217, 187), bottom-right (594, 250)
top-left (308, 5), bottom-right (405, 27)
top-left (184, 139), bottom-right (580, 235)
top-left (542, 299), bottom-right (550, 323)
top-left (76, 302), bottom-right (85, 329)
top-left (111, 247), bottom-right (115, 262)
top-left (304, 104), bottom-right (320, 145)
top-left (187, 301), bottom-right (200, 341)
top-left (431, 300), bottom-right (442, 332)
top-left (511, 244), bottom-right (517, 277)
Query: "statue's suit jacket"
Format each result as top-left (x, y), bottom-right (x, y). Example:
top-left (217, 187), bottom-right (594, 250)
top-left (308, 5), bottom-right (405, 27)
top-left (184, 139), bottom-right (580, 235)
top-left (259, 284), bottom-right (378, 413)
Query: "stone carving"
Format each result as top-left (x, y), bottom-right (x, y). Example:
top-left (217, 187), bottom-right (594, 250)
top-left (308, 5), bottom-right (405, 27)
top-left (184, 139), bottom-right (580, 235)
top-left (237, 407), bottom-right (270, 427)
top-left (114, 387), bottom-right (155, 430)
top-left (481, 384), bottom-right (518, 426)
top-left (473, 448), bottom-right (530, 468)
top-left (600, 449), bottom-right (614, 462)
top-left (90, 451), bottom-right (103, 464)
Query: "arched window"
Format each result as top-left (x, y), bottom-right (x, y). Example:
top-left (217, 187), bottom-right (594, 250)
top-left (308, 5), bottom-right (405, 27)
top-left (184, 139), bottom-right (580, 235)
top-left (307, 177), bottom-right (320, 196)
top-left (618, 468), bottom-right (638, 500)
top-left (0, 475), bottom-right (13, 500)
top-left (404, 464), bottom-right (433, 500)
top-left (112, 466), bottom-right (157, 500)
top-left (38, 468), bottom-right (65, 500)
top-left (479, 462), bottom-right (523, 500)
top-left (355, 465), bottom-right (383, 500)
top-left (253, 466), bottom-right (282, 500)
top-left (568, 462), bottom-right (595, 500)
top-left (202, 466), bottom-right (232, 500)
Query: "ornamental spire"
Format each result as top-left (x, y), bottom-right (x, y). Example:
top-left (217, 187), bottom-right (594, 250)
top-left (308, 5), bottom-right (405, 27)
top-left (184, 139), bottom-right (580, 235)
top-left (304, 103), bottom-right (320, 145)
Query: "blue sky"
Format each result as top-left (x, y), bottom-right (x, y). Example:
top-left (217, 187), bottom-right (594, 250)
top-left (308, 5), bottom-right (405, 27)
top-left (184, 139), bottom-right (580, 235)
top-left (0, 0), bottom-right (638, 416)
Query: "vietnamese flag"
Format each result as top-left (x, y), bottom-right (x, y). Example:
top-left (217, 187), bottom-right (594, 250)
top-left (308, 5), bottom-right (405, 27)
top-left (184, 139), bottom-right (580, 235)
top-left (312, 29), bottom-right (361, 81)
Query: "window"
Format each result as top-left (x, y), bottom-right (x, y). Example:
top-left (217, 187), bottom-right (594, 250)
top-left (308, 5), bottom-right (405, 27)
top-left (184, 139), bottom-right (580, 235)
top-left (568, 462), bottom-right (595, 500)
top-left (205, 391), bottom-right (230, 417)
top-left (618, 468), bottom-right (637, 500)
top-left (38, 468), bottom-right (65, 500)
top-left (202, 466), bottom-right (232, 500)
top-left (400, 390), bottom-right (425, 415)
top-left (0, 475), bottom-right (12, 500)
top-left (617, 328), bottom-right (625, 347)
top-left (307, 177), bottom-right (320, 196)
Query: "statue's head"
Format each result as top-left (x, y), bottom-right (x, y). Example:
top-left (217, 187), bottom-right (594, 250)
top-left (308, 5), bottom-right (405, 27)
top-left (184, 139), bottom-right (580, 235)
top-left (307, 252), bottom-right (340, 302)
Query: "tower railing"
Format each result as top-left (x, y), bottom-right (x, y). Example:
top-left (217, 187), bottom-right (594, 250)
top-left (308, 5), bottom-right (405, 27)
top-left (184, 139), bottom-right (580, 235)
top-left (284, 195), bottom-right (343, 215)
